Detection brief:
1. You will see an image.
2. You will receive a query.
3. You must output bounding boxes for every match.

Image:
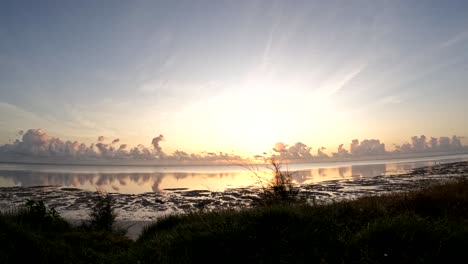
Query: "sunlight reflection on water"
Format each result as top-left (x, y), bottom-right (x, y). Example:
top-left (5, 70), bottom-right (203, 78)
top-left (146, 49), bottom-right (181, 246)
top-left (0, 155), bottom-right (467, 194)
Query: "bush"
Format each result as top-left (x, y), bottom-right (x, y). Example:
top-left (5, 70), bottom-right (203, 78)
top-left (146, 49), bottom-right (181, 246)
top-left (18, 199), bottom-right (69, 231)
top-left (88, 193), bottom-right (117, 232)
top-left (0, 199), bottom-right (131, 264)
top-left (24, 199), bottom-right (61, 220)
top-left (251, 156), bottom-right (300, 205)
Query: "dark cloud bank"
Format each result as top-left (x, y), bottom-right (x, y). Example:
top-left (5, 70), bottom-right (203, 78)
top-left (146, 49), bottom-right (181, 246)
top-left (0, 129), bottom-right (467, 165)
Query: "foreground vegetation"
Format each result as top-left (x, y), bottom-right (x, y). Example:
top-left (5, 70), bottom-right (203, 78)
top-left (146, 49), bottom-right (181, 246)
top-left (1, 177), bottom-right (468, 263)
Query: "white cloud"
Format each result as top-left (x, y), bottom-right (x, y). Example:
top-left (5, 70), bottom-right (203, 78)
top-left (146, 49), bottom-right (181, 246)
top-left (0, 128), bottom-right (246, 164)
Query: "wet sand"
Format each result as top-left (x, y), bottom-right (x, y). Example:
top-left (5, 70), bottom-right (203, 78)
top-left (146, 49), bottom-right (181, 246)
top-left (1, 161), bottom-right (467, 239)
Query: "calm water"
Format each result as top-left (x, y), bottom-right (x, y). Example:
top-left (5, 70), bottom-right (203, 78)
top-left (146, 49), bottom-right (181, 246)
top-left (1, 154), bottom-right (467, 194)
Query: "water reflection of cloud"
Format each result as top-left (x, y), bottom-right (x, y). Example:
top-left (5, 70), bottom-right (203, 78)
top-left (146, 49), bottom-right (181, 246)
top-left (291, 170), bottom-right (312, 183)
top-left (0, 170), bottom-right (246, 194)
top-left (95, 176), bottom-right (108, 186)
top-left (339, 167), bottom-right (349, 178)
top-left (318, 168), bottom-right (327, 177)
top-left (293, 164), bottom-right (392, 183)
top-left (0, 160), bottom-right (453, 194)
top-left (151, 176), bottom-right (163, 192)
top-left (351, 164), bottom-right (386, 178)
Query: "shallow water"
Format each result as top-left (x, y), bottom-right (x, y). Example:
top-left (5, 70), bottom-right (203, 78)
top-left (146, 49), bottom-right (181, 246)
top-left (0, 154), bottom-right (467, 194)
top-left (0, 155), bottom-right (467, 225)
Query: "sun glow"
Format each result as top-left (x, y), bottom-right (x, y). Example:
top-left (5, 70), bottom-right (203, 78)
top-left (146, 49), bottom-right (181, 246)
top-left (164, 71), bottom-right (351, 155)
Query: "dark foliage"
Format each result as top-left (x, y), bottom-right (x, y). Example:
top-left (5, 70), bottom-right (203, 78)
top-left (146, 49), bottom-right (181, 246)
top-left (129, 178), bottom-right (468, 264)
top-left (0, 198), bottom-right (130, 264)
top-left (0, 176), bottom-right (467, 263)
top-left (87, 193), bottom-right (117, 232)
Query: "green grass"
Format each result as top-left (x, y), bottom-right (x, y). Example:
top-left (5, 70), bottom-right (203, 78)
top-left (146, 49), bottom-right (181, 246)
top-left (1, 178), bottom-right (468, 263)
top-left (128, 178), bottom-right (468, 264)
top-left (0, 198), bottom-right (131, 264)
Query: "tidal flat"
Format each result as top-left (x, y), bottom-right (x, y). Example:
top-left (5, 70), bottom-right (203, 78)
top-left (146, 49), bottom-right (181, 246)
top-left (1, 161), bottom-right (467, 239)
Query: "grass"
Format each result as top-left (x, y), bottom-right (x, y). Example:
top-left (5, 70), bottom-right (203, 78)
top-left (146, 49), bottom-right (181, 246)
top-left (127, 177), bottom-right (468, 264)
top-left (1, 177), bottom-right (468, 263)
top-left (0, 195), bottom-right (131, 264)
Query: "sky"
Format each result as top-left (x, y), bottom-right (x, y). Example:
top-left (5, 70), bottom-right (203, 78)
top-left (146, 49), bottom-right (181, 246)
top-left (1, 0), bottom-right (467, 159)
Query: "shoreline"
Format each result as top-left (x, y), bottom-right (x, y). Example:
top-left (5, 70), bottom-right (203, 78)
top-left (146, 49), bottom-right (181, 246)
top-left (1, 152), bottom-right (467, 167)
top-left (2, 161), bottom-right (467, 239)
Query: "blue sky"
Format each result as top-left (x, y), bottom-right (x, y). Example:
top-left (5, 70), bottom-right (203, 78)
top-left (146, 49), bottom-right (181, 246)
top-left (1, 0), bottom-right (467, 156)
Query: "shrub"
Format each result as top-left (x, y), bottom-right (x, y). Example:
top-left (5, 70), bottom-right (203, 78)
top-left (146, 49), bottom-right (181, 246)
top-left (250, 156), bottom-right (300, 205)
top-left (88, 193), bottom-right (117, 232)
top-left (20, 199), bottom-right (69, 231)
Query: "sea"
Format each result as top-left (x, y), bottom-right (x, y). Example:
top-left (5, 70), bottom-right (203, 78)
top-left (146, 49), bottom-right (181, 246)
top-left (1, 154), bottom-right (467, 194)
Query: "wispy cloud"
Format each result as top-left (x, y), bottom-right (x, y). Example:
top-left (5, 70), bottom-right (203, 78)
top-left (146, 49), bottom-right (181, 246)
top-left (0, 102), bottom-right (56, 131)
top-left (318, 64), bottom-right (367, 97)
top-left (380, 95), bottom-right (402, 105)
top-left (439, 30), bottom-right (468, 49)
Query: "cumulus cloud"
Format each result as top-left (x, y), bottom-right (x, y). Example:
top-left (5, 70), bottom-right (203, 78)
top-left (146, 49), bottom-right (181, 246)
top-left (126, 144), bottom-right (155, 160)
top-left (269, 135), bottom-right (466, 162)
top-left (287, 142), bottom-right (313, 159)
top-left (350, 139), bottom-right (385, 156)
top-left (0, 129), bottom-right (149, 161)
top-left (272, 142), bottom-right (313, 160)
top-left (169, 150), bottom-right (243, 163)
top-left (0, 128), bottom-right (246, 164)
top-left (0, 129), bottom-right (466, 164)
top-left (23, 129), bottom-right (49, 146)
top-left (253, 154), bottom-right (264, 161)
top-left (429, 137), bottom-right (438, 149)
top-left (118, 144), bottom-right (127, 151)
top-left (151, 134), bottom-right (165, 157)
top-left (346, 135), bottom-right (465, 157)
top-left (95, 143), bottom-right (109, 156)
top-left (317, 147), bottom-right (328, 158)
top-left (172, 150), bottom-right (190, 160)
top-left (273, 142), bottom-right (287, 153)
top-left (332, 144), bottom-right (350, 158)
top-left (0, 129), bottom-right (88, 157)
top-left (393, 135), bottom-right (464, 153)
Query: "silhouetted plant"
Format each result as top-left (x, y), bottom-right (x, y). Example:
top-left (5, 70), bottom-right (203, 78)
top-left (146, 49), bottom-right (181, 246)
top-left (250, 156), bottom-right (300, 205)
top-left (20, 199), bottom-right (69, 231)
top-left (25, 199), bottom-right (63, 221)
top-left (88, 192), bottom-right (117, 232)
top-left (25, 199), bottom-right (48, 218)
